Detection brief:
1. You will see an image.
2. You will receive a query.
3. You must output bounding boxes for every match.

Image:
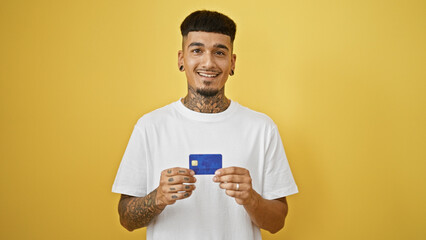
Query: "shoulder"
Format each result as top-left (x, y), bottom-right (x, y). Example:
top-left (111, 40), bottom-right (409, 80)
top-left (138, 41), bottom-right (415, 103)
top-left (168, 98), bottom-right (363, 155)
top-left (233, 102), bottom-right (278, 129)
top-left (134, 101), bottom-right (178, 129)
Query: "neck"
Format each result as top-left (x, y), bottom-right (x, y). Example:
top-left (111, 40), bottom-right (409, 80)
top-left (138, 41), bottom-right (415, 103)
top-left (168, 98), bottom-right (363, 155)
top-left (181, 86), bottom-right (231, 113)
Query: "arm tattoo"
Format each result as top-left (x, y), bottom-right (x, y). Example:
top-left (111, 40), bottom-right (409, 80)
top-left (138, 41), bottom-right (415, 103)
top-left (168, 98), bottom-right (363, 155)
top-left (118, 189), bottom-right (164, 231)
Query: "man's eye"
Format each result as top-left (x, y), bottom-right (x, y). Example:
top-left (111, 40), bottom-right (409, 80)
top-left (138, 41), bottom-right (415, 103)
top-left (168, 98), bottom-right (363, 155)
top-left (216, 51), bottom-right (225, 56)
top-left (192, 49), bottom-right (201, 53)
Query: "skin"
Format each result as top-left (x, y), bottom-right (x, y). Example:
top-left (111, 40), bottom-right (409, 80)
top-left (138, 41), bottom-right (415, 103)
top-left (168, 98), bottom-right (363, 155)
top-left (178, 31), bottom-right (235, 113)
top-left (182, 85), bottom-right (230, 113)
top-left (118, 190), bottom-right (163, 231)
top-left (119, 168), bottom-right (196, 231)
top-left (213, 167), bottom-right (288, 233)
top-left (118, 31), bottom-right (289, 234)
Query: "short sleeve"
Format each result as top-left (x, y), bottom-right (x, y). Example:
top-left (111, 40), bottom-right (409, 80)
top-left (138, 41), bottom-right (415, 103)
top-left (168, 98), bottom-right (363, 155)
top-left (262, 126), bottom-right (298, 200)
top-left (112, 125), bottom-right (148, 197)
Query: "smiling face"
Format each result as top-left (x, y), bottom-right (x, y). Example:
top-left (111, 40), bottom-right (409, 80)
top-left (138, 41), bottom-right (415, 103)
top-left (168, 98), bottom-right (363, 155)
top-left (178, 31), bottom-right (236, 96)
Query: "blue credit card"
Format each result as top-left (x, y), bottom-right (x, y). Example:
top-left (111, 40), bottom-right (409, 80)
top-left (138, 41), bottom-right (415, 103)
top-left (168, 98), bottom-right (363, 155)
top-left (189, 154), bottom-right (222, 175)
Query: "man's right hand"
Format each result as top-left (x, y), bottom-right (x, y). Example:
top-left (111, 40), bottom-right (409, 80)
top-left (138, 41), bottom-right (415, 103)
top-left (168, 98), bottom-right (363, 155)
top-left (156, 167), bottom-right (197, 209)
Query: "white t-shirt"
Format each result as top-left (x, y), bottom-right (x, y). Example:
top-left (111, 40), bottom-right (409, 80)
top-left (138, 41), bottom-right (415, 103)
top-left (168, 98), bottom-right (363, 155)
top-left (112, 99), bottom-right (298, 240)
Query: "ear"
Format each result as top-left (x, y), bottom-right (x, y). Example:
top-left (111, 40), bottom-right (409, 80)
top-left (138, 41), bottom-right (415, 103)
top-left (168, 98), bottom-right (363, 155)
top-left (231, 53), bottom-right (237, 72)
top-left (178, 50), bottom-right (184, 69)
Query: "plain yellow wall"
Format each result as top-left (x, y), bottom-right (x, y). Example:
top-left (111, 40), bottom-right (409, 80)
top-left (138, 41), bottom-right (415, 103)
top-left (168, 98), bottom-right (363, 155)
top-left (1, 0), bottom-right (425, 239)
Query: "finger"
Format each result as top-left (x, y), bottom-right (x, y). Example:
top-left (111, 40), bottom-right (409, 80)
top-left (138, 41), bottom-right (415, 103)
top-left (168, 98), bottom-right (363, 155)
top-left (213, 174), bottom-right (248, 183)
top-left (163, 168), bottom-right (195, 177)
top-left (166, 191), bottom-right (193, 201)
top-left (219, 182), bottom-right (248, 191)
top-left (163, 175), bottom-right (197, 184)
top-left (164, 184), bottom-right (196, 193)
top-left (225, 189), bottom-right (249, 199)
top-left (215, 166), bottom-right (249, 176)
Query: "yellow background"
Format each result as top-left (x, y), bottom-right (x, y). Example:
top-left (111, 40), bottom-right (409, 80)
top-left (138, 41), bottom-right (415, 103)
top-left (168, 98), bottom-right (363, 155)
top-left (1, 0), bottom-right (425, 239)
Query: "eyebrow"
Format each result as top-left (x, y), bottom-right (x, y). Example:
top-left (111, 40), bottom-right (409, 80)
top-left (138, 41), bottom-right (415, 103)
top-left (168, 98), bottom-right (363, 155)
top-left (188, 42), bottom-right (204, 48)
top-left (214, 44), bottom-right (229, 51)
top-left (187, 42), bottom-right (229, 51)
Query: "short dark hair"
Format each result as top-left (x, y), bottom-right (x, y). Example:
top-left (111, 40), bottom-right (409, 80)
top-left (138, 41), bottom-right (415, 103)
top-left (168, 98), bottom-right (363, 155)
top-left (180, 10), bottom-right (237, 43)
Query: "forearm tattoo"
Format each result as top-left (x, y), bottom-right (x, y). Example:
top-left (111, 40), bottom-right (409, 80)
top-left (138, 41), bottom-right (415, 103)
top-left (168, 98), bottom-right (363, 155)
top-left (118, 189), bottom-right (164, 231)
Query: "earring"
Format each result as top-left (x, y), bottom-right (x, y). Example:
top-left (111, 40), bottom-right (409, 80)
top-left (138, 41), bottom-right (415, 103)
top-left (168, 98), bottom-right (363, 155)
top-left (230, 70), bottom-right (234, 76)
top-left (179, 66), bottom-right (184, 71)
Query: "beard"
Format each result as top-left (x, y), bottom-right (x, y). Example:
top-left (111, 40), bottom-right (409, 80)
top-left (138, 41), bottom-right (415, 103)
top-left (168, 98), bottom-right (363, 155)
top-left (196, 87), bottom-right (219, 97)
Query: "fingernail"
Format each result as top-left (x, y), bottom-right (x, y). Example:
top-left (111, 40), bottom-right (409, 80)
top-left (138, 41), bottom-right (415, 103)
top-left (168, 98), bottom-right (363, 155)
top-left (190, 170), bottom-right (195, 176)
top-left (215, 170), bottom-right (221, 175)
top-left (213, 176), bottom-right (217, 181)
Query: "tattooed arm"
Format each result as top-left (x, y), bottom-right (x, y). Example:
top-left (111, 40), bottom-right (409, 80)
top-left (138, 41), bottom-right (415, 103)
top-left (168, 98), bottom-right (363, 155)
top-left (118, 190), bottom-right (164, 231)
top-left (118, 168), bottom-right (196, 231)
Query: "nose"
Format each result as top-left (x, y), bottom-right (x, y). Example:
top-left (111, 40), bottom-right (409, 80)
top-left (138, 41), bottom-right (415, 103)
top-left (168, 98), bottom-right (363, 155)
top-left (200, 52), bottom-right (215, 69)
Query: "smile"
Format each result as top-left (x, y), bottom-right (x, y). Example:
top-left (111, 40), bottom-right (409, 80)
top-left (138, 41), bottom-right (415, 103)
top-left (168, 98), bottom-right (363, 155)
top-left (197, 71), bottom-right (220, 78)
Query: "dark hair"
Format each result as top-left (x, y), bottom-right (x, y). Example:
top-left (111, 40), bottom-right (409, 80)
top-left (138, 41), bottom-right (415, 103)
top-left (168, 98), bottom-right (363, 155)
top-left (180, 10), bottom-right (237, 42)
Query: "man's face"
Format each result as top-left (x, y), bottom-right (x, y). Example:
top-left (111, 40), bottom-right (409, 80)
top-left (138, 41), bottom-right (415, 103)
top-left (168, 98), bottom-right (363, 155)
top-left (178, 31), bottom-right (236, 96)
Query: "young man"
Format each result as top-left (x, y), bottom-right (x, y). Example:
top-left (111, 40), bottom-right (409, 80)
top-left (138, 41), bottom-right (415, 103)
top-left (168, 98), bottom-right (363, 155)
top-left (112, 10), bottom-right (298, 239)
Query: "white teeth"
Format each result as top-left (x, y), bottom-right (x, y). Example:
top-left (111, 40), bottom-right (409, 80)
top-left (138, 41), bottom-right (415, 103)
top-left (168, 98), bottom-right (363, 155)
top-left (198, 72), bottom-right (218, 78)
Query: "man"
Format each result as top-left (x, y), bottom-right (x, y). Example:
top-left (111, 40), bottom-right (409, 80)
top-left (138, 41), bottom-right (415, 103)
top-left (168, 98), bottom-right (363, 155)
top-left (112, 10), bottom-right (298, 239)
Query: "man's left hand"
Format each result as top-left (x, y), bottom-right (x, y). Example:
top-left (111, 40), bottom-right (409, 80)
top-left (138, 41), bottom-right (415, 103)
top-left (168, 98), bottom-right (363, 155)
top-left (213, 167), bottom-right (259, 206)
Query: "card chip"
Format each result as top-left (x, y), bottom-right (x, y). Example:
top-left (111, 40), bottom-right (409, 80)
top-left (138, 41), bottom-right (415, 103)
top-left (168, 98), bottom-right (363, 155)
top-left (191, 160), bottom-right (198, 166)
